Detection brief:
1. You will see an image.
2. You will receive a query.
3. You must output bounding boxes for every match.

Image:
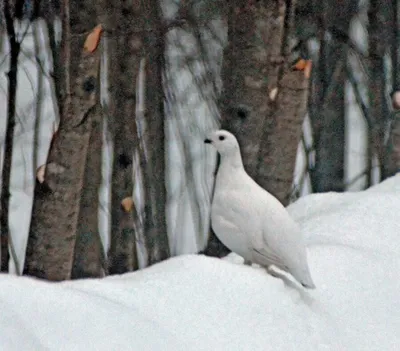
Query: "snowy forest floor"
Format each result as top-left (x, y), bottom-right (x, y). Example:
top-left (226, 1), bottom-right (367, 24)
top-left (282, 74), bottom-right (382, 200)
top-left (1, 175), bottom-right (400, 350)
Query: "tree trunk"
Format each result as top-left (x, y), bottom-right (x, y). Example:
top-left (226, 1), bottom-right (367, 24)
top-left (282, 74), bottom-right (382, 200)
top-left (219, 0), bottom-right (307, 205)
top-left (256, 68), bottom-right (309, 203)
top-left (368, 0), bottom-right (391, 181)
top-left (105, 1), bottom-right (141, 274)
top-left (23, 1), bottom-right (101, 280)
top-left (71, 105), bottom-right (105, 278)
top-left (307, 0), bottom-right (357, 192)
top-left (1, 0), bottom-right (21, 272)
top-left (311, 57), bottom-right (347, 192)
top-left (141, 0), bottom-right (170, 264)
top-left (385, 0), bottom-right (400, 176)
top-left (220, 0), bottom-right (286, 180)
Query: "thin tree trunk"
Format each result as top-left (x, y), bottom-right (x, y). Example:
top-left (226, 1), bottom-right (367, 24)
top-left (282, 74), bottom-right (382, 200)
top-left (105, 1), bottom-right (141, 274)
top-left (1, 0), bottom-right (21, 272)
top-left (308, 0), bottom-right (357, 192)
top-left (141, 0), bottom-right (170, 264)
top-left (368, 0), bottom-right (390, 181)
top-left (310, 42), bottom-right (348, 192)
top-left (200, 156), bottom-right (231, 258)
top-left (386, 0), bottom-right (400, 176)
top-left (311, 58), bottom-right (347, 192)
top-left (32, 19), bottom-right (43, 184)
top-left (23, 1), bottom-right (101, 280)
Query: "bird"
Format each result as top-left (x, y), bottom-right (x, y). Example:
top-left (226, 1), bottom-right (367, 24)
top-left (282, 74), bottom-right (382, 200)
top-left (204, 130), bottom-right (316, 289)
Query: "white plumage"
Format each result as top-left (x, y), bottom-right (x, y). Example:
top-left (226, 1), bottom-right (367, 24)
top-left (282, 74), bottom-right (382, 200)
top-left (205, 130), bottom-right (315, 289)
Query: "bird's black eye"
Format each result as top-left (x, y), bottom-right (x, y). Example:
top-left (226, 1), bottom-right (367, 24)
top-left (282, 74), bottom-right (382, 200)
top-left (219, 135), bottom-right (225, 141)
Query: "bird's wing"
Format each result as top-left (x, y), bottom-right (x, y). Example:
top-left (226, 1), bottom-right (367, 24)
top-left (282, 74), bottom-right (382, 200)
top-left (250, 213), bottom-right (294, 271)
top-left (211, 210), bottom-right (252, 258)
top-left (252, 246), bottom-right (288, 270)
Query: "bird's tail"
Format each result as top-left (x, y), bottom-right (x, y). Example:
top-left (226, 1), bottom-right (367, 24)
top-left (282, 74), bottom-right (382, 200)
top-left (291, 261), bottom-right (316, 289)
top-left (301, 280), bottom-right (316, 289)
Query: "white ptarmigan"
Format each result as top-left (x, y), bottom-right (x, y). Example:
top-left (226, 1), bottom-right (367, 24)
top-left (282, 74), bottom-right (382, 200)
top-left (205, 130), bottom-right (316, 289)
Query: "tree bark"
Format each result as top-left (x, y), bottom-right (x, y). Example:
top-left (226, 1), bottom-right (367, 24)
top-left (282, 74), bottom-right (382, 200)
top-left (368, 0), bottom-right (391, 181)
top-left (307, 0), bottom-right (357, 192)
top-left (310, 29), bottom-right (347, 192)
top-left (311, 59), bottom-right (346, 192)
top-left (256, 68), bottom-right (309, 203)
top-left (71, 105), bottom-right (105, 278)
top-left (141, 0), bottom-right (170, 265)
top-left (104, 1), bottom-right (141, 274)
top-left (1, 0), bottom-right (21, 272)
top-left (386, 0), bottom-right (400, 175)
top-left (220, 0), bottom-right (287, 180)
top-left (23, 0), bottom-right (101, 280)
top-left (219, 0), bottom-right (308, 205)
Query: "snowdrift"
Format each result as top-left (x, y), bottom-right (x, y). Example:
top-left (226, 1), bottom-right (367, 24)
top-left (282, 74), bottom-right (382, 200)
top-left (1, 175), bottom-right (400, 350)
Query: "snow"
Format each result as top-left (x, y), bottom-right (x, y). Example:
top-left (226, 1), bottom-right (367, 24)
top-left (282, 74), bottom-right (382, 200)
top-left (2, 175), bottom-right (400, 350)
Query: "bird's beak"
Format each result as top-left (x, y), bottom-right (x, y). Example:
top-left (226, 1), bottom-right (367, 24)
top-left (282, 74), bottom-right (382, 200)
top-left (204, 138), bottom-right (212, 144)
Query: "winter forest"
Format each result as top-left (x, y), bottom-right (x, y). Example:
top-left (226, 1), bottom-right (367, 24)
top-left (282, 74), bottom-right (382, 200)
top-left (1, 0), bottom-right (400, 349)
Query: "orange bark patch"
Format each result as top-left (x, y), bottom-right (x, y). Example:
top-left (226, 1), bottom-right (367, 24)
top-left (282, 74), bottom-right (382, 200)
top-left (121, 197), bottom-right (135, 213)
top-left (293, 59), bottom-right (312, 79)
top-left (84, 24), bottom-right (103, 53)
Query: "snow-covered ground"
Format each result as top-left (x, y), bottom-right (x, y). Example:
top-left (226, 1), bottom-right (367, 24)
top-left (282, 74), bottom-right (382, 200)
top-left (1, 175), bottom-right (400, 350)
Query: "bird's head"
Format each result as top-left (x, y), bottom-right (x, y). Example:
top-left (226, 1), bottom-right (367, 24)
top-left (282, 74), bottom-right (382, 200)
top-left (204, 130), bottom-right (240, 156)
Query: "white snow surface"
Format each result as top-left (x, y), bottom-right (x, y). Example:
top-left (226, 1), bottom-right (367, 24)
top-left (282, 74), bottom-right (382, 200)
top-left (2, 175), bottom-right (400, 350)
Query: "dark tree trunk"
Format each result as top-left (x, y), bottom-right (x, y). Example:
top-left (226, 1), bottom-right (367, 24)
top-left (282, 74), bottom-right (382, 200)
top-left (200, 154), bottom-right (231, 258)
top-left (141, 0), bottom-right (170, 265)
top-left (220, 0), bottom-right (287, 180)
top-left (23, 0), bottom-right (101, 280)
top-left (1, 0), bottom-right (21, 272)
top-left (105, 1), bottom-right (141, 274)
top-left (71, 105), bottom-right (105, 278)
top-left (368, 0), bottom-right (391, 181)
top-left (256, 68), bottom-right (309, 203)
top-left (385, 0), bottom-right (400, 176)
top-left (310, 42), bottom-right (347, 193)
top-left (309, 0), bottom-right (357, 192)
top-left (219, 0), bottom-right (308, 205)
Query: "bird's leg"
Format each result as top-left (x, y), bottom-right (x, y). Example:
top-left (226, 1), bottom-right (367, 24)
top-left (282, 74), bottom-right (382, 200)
top-left (243, 259), bottom-right (252, 266)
